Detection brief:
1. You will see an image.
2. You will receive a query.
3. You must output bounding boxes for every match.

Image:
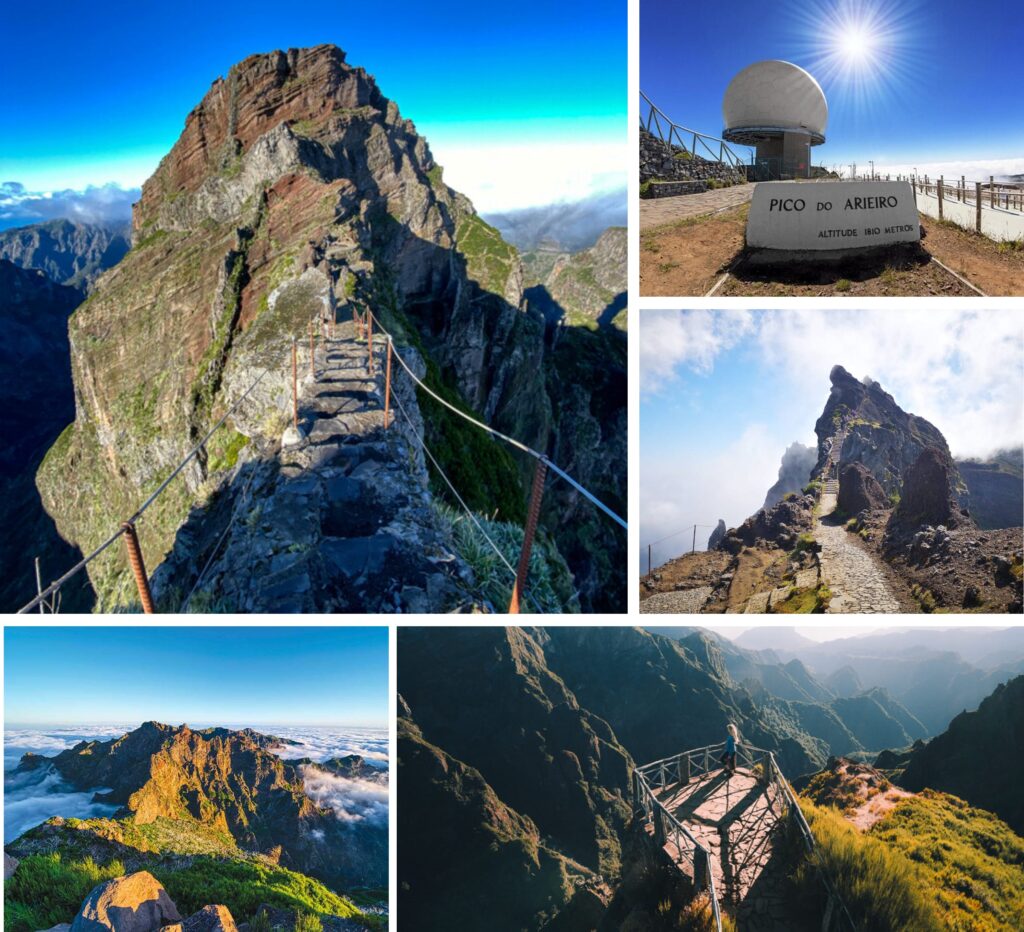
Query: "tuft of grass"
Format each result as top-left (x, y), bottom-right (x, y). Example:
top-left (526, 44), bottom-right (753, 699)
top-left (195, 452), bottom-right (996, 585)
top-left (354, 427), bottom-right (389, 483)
top-left (3, 853), bottom-right (125, 932)
top-left (911, 583), bottom-right (937, 613)
top-left (835, 278), bottom-right (852, 292)
top-left (152, 857), bottom-right (366, 924)
top-left (791, 799), bottom-right (943, 932)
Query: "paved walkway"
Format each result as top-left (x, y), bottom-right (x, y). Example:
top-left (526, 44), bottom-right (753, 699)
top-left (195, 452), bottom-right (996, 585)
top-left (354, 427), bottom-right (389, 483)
top-left (817, 488), bottom-right (900, 614)
top-left (649, 768), bottom-right (802, 930)
top-left (641, 184), bottom-right (754, 231)
top-left (639, 587), bottom-right (713, 614)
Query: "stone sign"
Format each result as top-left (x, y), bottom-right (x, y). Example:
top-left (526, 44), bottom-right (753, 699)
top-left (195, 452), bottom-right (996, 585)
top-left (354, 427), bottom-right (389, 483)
top-left (746, 180), bottom-right (920, 252)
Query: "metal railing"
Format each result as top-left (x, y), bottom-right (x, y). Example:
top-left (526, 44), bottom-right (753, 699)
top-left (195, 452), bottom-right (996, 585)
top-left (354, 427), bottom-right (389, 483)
top-left (640, 92), bottom-right (751, 171)
top-left (634, 743), bottom-right (854, 931)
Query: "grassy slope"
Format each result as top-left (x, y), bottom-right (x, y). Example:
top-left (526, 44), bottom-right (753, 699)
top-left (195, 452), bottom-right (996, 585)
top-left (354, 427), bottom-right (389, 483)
top-left (4, 815), bottom-right (378, 932)
top-left (793, 791), bottom-right (1024, 932)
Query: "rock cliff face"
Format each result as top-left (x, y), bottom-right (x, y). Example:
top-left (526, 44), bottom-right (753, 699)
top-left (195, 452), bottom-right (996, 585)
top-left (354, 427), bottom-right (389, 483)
top-left (0, 219), bottom-right (130, 292)
top-left (813, 365), bottom-right (967, 509)
top-left (14, 722), bottom-right (385, 889)
top-left (892, 446), bottom-right (971, 529)
top-left (34, 44), bottom-right (624, 610)
top-left (837, 461), bottom-right (888, 515)
top-left (0, 260), bottom-right (93, 611)
top-left (763, 441), bottom-right (816, 510)
top-left (956, 449), bottom-right (1023, 530)
top-left (899, 675), bottom-right (1024, 834)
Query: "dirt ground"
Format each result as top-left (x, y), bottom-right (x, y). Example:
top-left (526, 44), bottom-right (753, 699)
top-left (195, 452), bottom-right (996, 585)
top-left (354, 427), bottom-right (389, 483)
top-left (639, 203), bottom-right (1024, 296)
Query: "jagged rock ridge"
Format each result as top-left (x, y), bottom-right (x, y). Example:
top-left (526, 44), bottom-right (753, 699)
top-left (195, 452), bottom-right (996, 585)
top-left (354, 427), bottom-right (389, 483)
top-left (0, 219), bottom-right (130, 292)
top-left (35, 44), bottom-right (624, 611)
top-left (13, 721), bottom-right (386, 889)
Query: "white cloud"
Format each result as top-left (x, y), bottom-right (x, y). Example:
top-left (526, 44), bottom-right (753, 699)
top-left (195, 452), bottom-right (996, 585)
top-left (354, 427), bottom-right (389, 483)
top-left (299, 765), bottom-right (388, 826)
top-left (640, 309), bottom-right (754, 392)
top-left (867, 157), bottom-right (1024, 184)
top-left (267, 726), bottom-right (388, 766)
top-left (0, 182), bottom-right (138, 227)
top-left (3, 767), bottom-right (118, 843)
top-left (641, 422), bottom-right (790, 564)
top-left (430, 139), bottom-right (627, 213)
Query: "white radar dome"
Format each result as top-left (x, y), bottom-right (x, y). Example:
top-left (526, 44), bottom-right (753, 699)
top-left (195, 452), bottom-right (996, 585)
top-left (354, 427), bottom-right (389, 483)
top-left (722, 60), bottom-right (828, 144)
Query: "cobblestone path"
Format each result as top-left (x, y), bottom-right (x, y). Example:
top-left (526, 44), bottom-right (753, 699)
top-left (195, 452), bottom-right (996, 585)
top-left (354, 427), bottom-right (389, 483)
top-left (817, 488), bottom-right (900, 613)
top-left (641, 184), bottom-right (754, 231)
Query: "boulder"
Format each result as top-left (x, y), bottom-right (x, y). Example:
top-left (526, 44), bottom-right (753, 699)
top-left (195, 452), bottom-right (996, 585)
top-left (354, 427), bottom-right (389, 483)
top-left (894, 446), bottom-right (970, 530)
top-left (838, 462), bottom-right (888, 515)
top-left (70, 871), bottom-right (181, 932)
top-left (182, 906), bottom-right (238, 932)
top-left (4, 851), bottom-right (19, 879)
top-left (707, 519), bottom-right (727, 550)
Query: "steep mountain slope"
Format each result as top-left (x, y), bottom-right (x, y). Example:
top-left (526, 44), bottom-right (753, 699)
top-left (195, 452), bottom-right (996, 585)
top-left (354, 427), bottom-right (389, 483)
top-left (0, 260), bottom-right (93, 611)
top-left (0, 219), bottom-right (130, 291)
top-left (763, 441), bottom-right (817, 510)
top-left (541, 627), bottom-right (827, 775)
top-left (398, 705), bottom-right (585, 932)
top-left (899, 675), bottom-right (1024, 834)
top-left (9, 722), bottom-right (386, 889)
top-left (34, 44), bottom-right (624, 611)
top-left (398, 627), bottom-right (631, 876)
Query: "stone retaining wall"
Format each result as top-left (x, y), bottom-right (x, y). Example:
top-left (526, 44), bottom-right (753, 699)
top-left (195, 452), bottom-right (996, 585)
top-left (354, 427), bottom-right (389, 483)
top-left (642, 180), bottom-right (707, 198)
top-left (641, 128), bottom-right (747, 187)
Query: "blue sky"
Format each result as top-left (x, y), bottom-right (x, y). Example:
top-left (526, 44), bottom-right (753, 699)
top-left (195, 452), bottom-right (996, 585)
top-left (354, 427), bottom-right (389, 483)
top-left (4, 627), bottom-right (388, 726)
top-left (642, 0), bottom-right (1024, 178)
top-left (0, 0), bottom-right (625, 217)
top-left (640, 309), bottom-right (1024, 567)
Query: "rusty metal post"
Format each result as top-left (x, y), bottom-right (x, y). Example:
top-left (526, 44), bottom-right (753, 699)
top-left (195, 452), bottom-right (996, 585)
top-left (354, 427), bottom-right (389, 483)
top-left (121, 522), bottom-right (155, 614)
top-left (976, 182), bottom-right (982, 233)
top-left (309, 318), bottom-right (315, 380)
top-left (938, 176), bottom-right (944, 220)
top-left (291, 338), bottom-right (298, 430)
top-left (508, 458), bottom-right (548, 613)
top-left (34, 556), bottom-right (44, 614)
top-left (990, 175), bottom-right (995, 208)
top-left (648, 544), bottom-right (652, 578)
top-left (367, 313), bottom-right (374, 377)
top-left (384, 336), bottom-right (393, 429)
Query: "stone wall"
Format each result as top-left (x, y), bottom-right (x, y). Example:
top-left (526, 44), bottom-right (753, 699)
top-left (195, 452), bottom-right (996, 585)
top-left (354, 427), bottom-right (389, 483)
top-left (640, 128), bottom-right (747, 187)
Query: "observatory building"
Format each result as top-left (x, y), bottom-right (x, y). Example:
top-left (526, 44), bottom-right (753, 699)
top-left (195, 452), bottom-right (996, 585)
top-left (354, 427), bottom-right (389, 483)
top-left (722, 60), bottom-right (827, 180)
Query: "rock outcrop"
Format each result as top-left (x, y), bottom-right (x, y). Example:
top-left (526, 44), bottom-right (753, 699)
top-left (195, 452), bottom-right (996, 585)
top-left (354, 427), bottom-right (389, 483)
top-left (719, 493), bottom-right (815, 554)
top-left (707, 518), bottom-right (727, 550)
top-left (893, 446), bottom-right (971, 530)
top-left (813, 365), bottom-right (967, 510)
top-left (837, 461), bottom-right (888, 515)
top-left (763, 441), bottom-right (817, 510)
top-left (70, 871), bottom-right (181, 932)
top-left (34, 44), bottom-right (623, 612)
top-left (0, 219), bottom-right (130, 292)
top-left (182, 905), bottom-right (238, 932)
top-left (3, 851), bottom-right (18, 879)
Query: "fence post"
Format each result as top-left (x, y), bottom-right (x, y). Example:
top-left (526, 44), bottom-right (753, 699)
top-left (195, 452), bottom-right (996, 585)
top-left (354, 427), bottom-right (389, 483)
top-left (292, 338), bottom-right (298, 430)
top-left (990, 176), bottom-right (995, 208)
top-left (694, 846), bottom-right (709, 890)
top-left (648, 543), bottom-right (652, 577)
top-left (682, 753), bottom-right (691, 783)
top-left (34, 556), bottom-right (44, 614)
top-left (367, 313), bottom-right (374, 377)
top-left (309, 319), bottom-right (315, 380)
top-left (508, 457), bottom-right (548, 613)
top-left (383, 337), bottom-right (393, 429)
top-left (960, 175), bottom-right (964, 202)
top-left (121, 522), bottom-right (155, 614)
top-left (938, 176), bottom-right (944, 220)
top-left (976, 182), bottom-right (982, 233)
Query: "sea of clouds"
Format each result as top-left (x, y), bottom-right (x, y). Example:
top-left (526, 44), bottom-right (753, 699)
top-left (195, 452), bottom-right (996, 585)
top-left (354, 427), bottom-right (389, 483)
top-left (3, 725), bottom-right (130, 843)
top-left (0, 182), bottom-right (138, 230)
top-left (3, 724), bottom-right (388, 843)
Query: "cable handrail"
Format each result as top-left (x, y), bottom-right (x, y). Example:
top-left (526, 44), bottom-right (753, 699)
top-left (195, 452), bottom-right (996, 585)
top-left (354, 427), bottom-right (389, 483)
top-left (387, 359), bottom-right (546, 614)
top-left (364, 308), bottom-right (628, 531)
